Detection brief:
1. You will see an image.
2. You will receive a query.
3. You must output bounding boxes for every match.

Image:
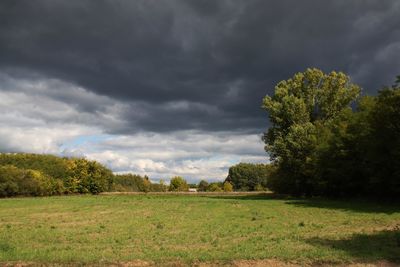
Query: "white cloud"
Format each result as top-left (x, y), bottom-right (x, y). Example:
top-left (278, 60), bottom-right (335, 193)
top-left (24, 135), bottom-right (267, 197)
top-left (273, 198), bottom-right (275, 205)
top-left (80, 131), bottom-right (267, 182)
top-left (0, 72), bottom-right (269, 182)
top-left (0, 126), bottom-right (97, 154)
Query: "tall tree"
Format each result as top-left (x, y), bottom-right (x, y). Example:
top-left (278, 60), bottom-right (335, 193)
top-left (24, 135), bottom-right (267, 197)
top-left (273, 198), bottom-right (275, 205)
top-left (262, 68), bottom-right (360, 195)
top-left (367, 85), bottom-right (400, 197)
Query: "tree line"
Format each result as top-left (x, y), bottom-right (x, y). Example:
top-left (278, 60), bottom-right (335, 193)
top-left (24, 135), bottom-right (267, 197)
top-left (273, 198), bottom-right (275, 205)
top-left (0, 153), bottom-right (167, 197)
top-left (0, 153), bottom-right (261, 197)
top-left (0, 153), bottom-right (269, 197)
top-left (262, 69), bottom-right (400, 198)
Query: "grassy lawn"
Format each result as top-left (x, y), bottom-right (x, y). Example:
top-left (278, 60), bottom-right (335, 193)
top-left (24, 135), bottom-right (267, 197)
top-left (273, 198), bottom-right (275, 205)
top-left (0, 194), bottom-right (399, 266)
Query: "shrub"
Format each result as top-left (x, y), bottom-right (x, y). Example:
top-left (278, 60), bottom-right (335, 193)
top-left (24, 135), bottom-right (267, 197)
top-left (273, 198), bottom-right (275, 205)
top-left (65, 158), bottom-right (113, 194)
top-left (169, 176), bottom-right (189, 192)
top-left (0, 154), bottom-right (113, 196)
top-left (197, 180), bottom-right (209, 192)
top-left (223, 182), bottom-right (233, 192)
top-left (0, 166), bottom-right (65, 197)
top-left (254, 184), bottom-right (265, 191)
top-left (207, 183), bottom-right (222, 192)
top-left (113, 174), bottom-right (145, 192)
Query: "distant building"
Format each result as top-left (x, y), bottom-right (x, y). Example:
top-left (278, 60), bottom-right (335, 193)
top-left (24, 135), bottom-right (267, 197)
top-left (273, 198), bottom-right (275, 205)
top-left (188, 188), bottom-right (197, 192)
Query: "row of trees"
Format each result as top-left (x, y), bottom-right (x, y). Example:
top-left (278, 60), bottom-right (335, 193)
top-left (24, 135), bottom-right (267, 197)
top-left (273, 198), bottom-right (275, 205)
top-left (113, 174), bottom-right (168, 192)
top-left (0, 153), bottom-right (170, 197)
top-left (0, 153), bottom-right (245, 197)
top-left (262, 69), bottom-right (400, 198)
top-left (168, 176), bottom-right (234, 192)
top-left (0, 166), bottom-right (64, 197)
top-left (197, 180), bottom-right (233, 192)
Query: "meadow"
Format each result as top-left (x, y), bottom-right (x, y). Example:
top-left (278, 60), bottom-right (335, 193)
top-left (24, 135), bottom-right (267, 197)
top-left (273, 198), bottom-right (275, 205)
top-left (0, 193), bottom-right (399, 266)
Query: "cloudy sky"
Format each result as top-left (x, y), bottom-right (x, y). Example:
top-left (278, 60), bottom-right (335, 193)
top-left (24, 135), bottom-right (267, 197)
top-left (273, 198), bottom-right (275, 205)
top-left (0, 1), bottom-right (399, 182)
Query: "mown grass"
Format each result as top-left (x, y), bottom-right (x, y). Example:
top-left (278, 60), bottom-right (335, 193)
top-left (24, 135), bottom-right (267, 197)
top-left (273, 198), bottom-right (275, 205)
top-left (0, 194), bottom-right (399, 265)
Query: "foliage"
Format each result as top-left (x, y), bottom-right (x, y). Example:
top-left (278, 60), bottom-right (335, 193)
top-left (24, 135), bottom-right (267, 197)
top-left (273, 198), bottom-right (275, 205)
top-left (223, 181), bottom-right (233, 192)
top-left (65, 158), bottom-right (113, 194)
top-left (110, 174), bottom-right (168, 192)
top-left (142, 176), bottom-right (151, 193)
top-left (253, 184), bottom-right (265, 191)
top-left (0, 153), bottom-right (113, 196)
top-left (312, 85), bottom-right (400, 197)
top-left (0, 165), bottom-right (23, 197)
top-left (262, 69), bottom-right (360, 195)
top-left (263, 70), bottom-right (400, 198)
top-left (168, 176), bottom-right (189, 192)
top-left (113, 173), bottom-right (147, 192)
top-left (227, 163), bottom-right (272, 191)
top-left (0, 153), bottom-right (169, 197)
top-left (367, 86), bottom-right (400, 197)
top-left (150, 180), bottom-right (168, 192)
top-left (197, 180), bottom-right (209, 192)
top-left (0, 165), bottom-right (65, 197)
top-left (207, 182), bottom-right (223, 192)
top-left (0, 153), bottom-right (70, 180)
top-left (187, 183), bottom-right (198, 188)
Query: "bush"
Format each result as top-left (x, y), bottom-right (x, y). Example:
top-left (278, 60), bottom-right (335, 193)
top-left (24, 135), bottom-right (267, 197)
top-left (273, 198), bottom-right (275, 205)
top-left (207, 183), bottom-right (222, 192)
top-left (0, 153), bottom-right (113, 197)
top-left (254, 184), bottom-right (265, 191)
top-left (113, 174), bottom-right (145, 192)
top-left (0, 153), bottom-right (185, 196)
top-left (223, 182), bottom-right (233, 192)
top-left (0, 153), bottom-right (70, 180)
top-left (169, 176), bottom-right (189, 192)
top-left (0, 165), bottom-right (21, 197)
top-left (197, 180), bottom-right (209, 192)
top-left (150, 182), bottom-right (168, 192)
top-left (113, 175), bottom-right (167, 192)
top-left (0, 165), bottom-right (65, 197)
top-left (65, 158), bottom-right (113, 194)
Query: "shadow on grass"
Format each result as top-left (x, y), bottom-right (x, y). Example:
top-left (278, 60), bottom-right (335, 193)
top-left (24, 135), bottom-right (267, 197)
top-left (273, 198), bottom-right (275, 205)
top-left (205, 192), bottom-right (291, 201)
top-left (285, 199), bottom-right (400, 214)
top-left (207, 193), bottom-right (400, 214)
top-left (307, 228), bottom-right (400, 263)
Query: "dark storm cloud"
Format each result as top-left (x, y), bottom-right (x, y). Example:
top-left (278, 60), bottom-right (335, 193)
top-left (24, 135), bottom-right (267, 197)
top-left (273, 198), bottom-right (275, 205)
top-left (1, 0), bottom-right (399, 133)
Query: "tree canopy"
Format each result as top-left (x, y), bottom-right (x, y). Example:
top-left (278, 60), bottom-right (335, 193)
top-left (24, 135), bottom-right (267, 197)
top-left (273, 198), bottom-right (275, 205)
top-left (263, 70), bottom-right (400, 198)
top-left (0, 153), bottom-right (167, 197)
top-left (227, 163), bottom-right (272, 191)
top-left (169, 176), bottom-right (189, 192)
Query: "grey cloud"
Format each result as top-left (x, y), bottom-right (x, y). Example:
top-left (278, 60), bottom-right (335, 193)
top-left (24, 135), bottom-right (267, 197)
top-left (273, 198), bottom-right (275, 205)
top-left (0, 0), bottom-right (399, 134)
top-left (80, 131), bottom-right (267, 181)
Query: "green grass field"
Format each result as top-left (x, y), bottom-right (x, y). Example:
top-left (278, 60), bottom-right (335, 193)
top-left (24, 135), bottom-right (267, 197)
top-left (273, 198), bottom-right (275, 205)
top-left (0, 194), bottom-right (399, 266)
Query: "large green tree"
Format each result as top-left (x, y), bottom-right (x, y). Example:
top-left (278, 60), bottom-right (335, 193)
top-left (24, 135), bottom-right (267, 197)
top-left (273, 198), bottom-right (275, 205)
top-left (367, 85), bottom-right (400, 197)
top-left (314, 84), bottom-right (400, 198)
top-left (262, 68), bottom-right (360, 195)
top-left (227, 163), bottom-right (272, 191)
